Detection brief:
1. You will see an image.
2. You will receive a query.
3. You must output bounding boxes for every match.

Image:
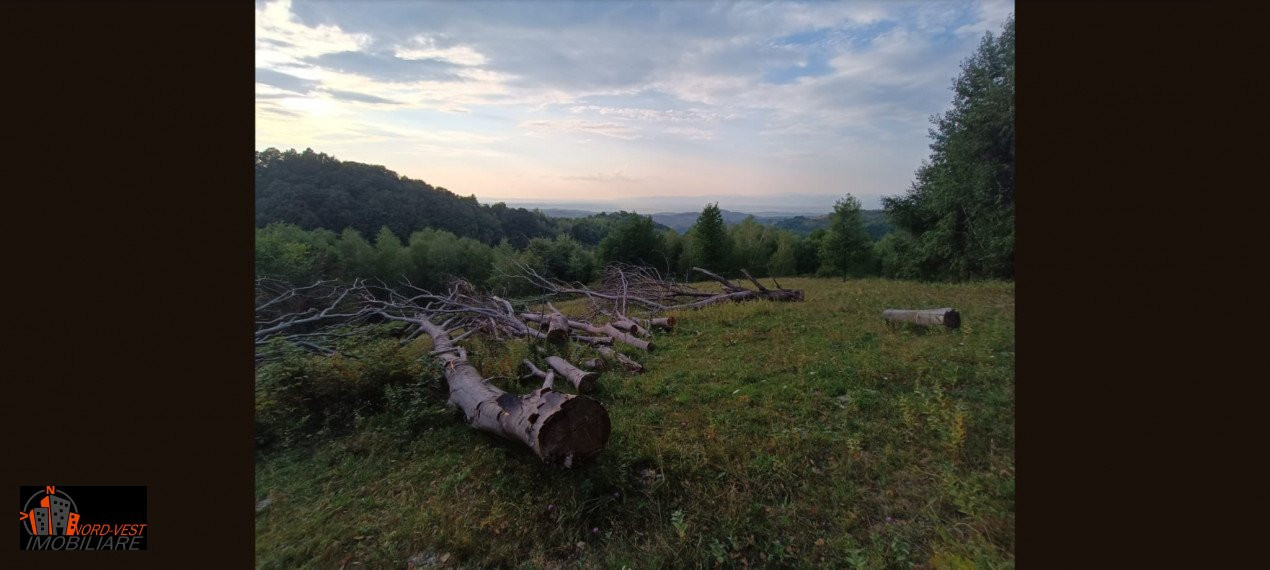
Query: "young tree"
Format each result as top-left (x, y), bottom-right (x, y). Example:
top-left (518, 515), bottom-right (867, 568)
top-left (372, 226), bottom-right (408, 283)
top-left (333, 227), bottom-right (375, 279)
top-left (768, 231), bottom-right (799, 277)
top-left (597, 214), bottom-right (663, 267)
top-left (819, 195), bottom-right (875, 280)
top-left (883, 15), bottom-right (1014, 280)
top-left (688, 203), bottom-right (732, 271)
top-left (730, 216), bottom-right (776, 276)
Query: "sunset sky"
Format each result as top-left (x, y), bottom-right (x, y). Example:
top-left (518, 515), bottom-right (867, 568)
top-left (255, 0), bottom-right (1013, 212)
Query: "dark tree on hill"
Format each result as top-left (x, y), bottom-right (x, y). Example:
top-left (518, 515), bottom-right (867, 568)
top-left (882, 15), bottom-right (1014, 280)
top-left (597, 214), bottom-right (663, 268)
top-left (689, 203), bottom-right (732, 271)
top-left (819, 195), bottom-right (875, 279)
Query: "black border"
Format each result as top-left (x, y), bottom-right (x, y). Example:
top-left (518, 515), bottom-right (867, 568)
top-left (5, 1), bottom-right (254, 568)
top-left (0, 0), bottom-right (1238, 567)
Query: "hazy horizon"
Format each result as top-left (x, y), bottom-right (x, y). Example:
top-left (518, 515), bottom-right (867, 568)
top-left (256, 0), bottom-right (1013, 209)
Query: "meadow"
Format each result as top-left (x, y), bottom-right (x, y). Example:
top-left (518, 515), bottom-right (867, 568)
top-left (255, 277), bottom-right (1015, 569)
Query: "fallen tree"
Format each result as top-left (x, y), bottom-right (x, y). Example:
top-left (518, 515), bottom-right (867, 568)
top-left (255, 280), bottom-right (613, 466)
top-left (414, 318), bottom-right (609, 466)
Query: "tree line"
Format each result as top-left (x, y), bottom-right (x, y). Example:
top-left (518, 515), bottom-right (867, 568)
top-left (257, 16), bottom-right (1012, 285)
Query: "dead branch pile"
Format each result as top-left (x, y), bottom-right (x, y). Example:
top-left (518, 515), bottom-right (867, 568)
top-left (506, 262), bottom-right (804, 312)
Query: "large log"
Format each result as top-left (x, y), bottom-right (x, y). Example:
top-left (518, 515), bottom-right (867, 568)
top-left (882, 308), bottom-right (961, 329)
top-left (545, 355), bottom-right (600, 393)
top-left (420, 320), bottom-right (610, 466)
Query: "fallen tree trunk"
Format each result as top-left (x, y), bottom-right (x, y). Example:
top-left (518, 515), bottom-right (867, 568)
top-left (420, 319), bottom-right (610, 466)
top-left (883, 308), bottom-right (961, 329)
top-left (683, 267), bottom-right (805, 308)
top-left (545, 356), bottom-right (600, 393)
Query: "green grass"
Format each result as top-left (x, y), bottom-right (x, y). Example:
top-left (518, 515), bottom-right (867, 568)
top-left (256, 277), bottom-right (1015, 569)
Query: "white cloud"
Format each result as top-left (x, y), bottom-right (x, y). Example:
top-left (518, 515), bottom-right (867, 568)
top-left (518, 119), bottom-right (641, 140)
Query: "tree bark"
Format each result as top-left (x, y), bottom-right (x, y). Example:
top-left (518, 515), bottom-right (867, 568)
top-left (882, 308), bottom-right (961, 329)
top-left (597, 345), bottom-right (644, 373)
top-left (544, 302), bottom-right (570, 343)
top-left (611, 319), bottom-right (651, 338)
top-left (545, 355), bottom-right (600, 393)
top-left (644, 316), bottom-right (676, 331)
top-left (603, 323), bottom-right (655, 352)
top-left (420, 319), bottom-right (610, 466)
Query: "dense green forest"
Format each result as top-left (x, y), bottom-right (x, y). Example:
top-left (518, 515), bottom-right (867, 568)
top-left (255, 152), bottom-right (888, 290)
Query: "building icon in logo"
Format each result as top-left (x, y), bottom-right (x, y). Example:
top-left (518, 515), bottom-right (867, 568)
top-left (19, 486), bottom-right (79, 536)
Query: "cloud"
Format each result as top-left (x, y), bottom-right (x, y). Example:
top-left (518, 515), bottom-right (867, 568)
top-left (255, 0), bottom-right (1015, 201)
top-left (322, 89), bottom-right (398, 105)
top-left (304, 51), bottom-right (466, 83)
top-left (519, 119), bottom-right (641, 140)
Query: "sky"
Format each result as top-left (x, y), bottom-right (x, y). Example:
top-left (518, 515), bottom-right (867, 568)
top-left (255, 0), bottom-right (1013, 213)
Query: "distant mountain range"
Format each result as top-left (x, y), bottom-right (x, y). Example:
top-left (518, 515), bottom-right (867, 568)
top-left (537, 207), bottom-right (892, 240)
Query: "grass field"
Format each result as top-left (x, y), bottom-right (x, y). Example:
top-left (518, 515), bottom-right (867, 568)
top-left (255, 277), bottom-right (1015, 569)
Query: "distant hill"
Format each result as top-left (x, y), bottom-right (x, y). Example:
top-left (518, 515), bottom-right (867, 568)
top-left (256, 148), bottom-right (568, 248)
top-left (649, 208), bottom-right (892, 240)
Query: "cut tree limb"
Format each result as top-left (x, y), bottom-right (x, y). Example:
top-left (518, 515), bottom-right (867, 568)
top-left (603, 323), bottom-right (655, 352)
top-left (544, 302), bottom-right (570, 343)
top-left (545, 355), bottom-right (600, 393)
top-left (597, 345), bottom-right (644, 373)
top-left (882, 308), bottom-right (961, 329)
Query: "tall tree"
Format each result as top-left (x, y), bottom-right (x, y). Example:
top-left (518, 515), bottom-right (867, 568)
top-left (820, 195), bottom-right (875, 280)
top-left (372, 226), bottom-right (408, 282)
top-left (597, 214), bottom-right (663, 267)
top-left (882, 15), bottom-right (1014, 280)
top-left (730, 216), bottom-right (776, 276)
top-left (768, 231), bottom-right (799, 277)
top-left (688, 203), bottom-right (732, 271)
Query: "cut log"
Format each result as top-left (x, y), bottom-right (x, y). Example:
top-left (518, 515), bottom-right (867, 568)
top-left (603, 323), bottom-right (655, 352)
top-left (545, 355), bottom-right (600, 393)
top-left (581, 357), bottom-right (607, 371)
top-left (420, 320), bottom-right (610, 466)
top-left (544, 302), bottom-right (570, 343)
top-left (882, 308), bottom-right (961, 329)
top-left (611, 319), bottom-right (651, 338)
top-left (645, 316), bottom-right (676, 331)
top-left (597, 345), bottom-right (644, 373)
